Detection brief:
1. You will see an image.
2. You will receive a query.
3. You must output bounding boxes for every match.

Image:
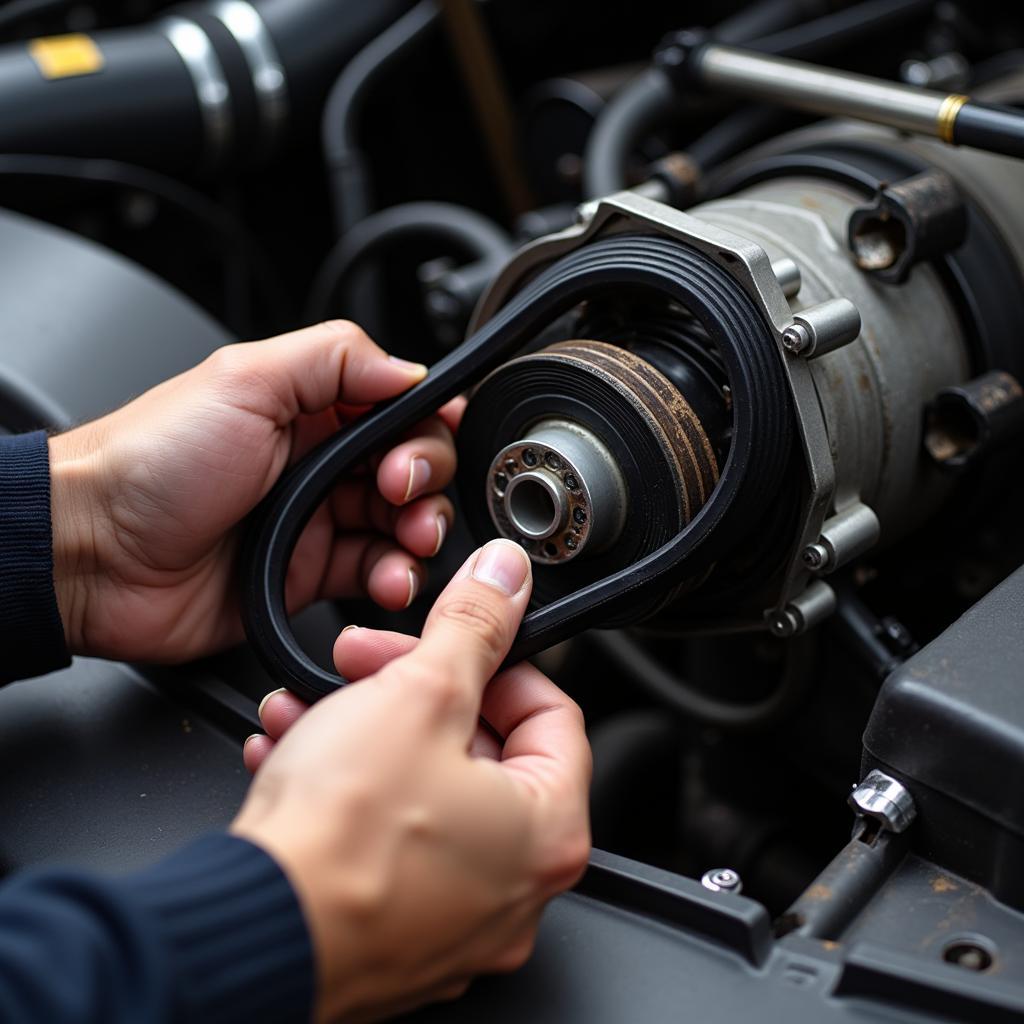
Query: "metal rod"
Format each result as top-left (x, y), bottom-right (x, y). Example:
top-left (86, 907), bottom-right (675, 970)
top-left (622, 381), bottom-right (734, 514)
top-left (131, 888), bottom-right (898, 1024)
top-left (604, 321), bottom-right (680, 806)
top-left (698, 43), bottom-right (950, 137)
top-left (690, 43), bottom-right (1024, 160)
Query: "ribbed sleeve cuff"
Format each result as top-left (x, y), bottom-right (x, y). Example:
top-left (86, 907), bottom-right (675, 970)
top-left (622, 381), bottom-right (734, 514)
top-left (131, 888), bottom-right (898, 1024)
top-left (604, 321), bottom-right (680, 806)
top-left (0, 431), bottom-right (71, 684)
top-left (122, 833), bottom-right (315, 1024)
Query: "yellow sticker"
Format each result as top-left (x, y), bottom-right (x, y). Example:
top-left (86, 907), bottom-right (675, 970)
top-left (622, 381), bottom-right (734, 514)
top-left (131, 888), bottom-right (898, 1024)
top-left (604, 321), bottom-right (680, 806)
top-left (28, 34), bottom-right (104, 80)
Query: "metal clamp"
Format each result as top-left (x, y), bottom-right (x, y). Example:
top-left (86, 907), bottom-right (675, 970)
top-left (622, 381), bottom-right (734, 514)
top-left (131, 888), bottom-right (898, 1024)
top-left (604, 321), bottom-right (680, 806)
top-left (160, 16), bottom-right (232, 168)
top-left (211, 0), bottom-right (289, 152)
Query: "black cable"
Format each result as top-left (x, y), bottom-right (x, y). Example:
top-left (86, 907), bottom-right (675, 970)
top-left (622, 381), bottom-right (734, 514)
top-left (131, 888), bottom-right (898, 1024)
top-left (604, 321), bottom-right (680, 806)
top-left (590, 630), bottom-right (815, 732)
top-left (0, 154), bottom-right (287, 334)
top-left (305, 200), bottom-right (512, 323)
top-left (686, 104), bottom-right (793, 172)
top-left (582, 0), bottom-right (820, 200)
top-left (321, 0), bottom-right (440, 237)
top-left (582, 69), bottom-right (679, 201)
top-left (583, 0), bottom-right (936, 199)
top-left (750, 0), bottom-right (934, 60)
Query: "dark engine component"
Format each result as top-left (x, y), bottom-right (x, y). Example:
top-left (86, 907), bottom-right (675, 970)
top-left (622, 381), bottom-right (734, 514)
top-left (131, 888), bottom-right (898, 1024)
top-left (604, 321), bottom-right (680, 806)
top-left (864, 564), bottom-right (1024, 909)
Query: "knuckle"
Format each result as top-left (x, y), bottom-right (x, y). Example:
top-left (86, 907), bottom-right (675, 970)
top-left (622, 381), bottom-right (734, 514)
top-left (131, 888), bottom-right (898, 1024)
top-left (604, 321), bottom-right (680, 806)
top-left (388, 659), bottom-right (465, 715)
top-left (438, 981), bottom-right (472, 1002)
top-left (435, 595), bottom-right (510, 652)
top-left (203, 343), bottom-right (240, 378)
top-left (319, 318), bottom-right (362, 343)
top-left (537, 826), bottom-right (592, 893)
top-left (492, 934), bottom-right (537, 974)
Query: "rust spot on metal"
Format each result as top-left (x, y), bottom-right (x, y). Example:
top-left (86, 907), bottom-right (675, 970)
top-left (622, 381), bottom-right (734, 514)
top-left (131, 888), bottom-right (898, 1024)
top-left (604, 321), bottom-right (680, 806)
top-left (931, 875), bottom-right (959, 894)
top-left (806, 884), bottom-right (833, 903)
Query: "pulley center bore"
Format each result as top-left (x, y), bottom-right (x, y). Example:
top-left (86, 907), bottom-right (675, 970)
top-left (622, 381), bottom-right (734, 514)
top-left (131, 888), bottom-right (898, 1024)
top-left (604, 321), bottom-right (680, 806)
top-left (488, 419), bottom-right (627, 564)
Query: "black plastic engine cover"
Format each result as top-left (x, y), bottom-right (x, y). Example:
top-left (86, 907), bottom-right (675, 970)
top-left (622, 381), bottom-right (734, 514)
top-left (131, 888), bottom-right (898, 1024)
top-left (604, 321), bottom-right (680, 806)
top-left (862, 566), bottom-right (1024, 908)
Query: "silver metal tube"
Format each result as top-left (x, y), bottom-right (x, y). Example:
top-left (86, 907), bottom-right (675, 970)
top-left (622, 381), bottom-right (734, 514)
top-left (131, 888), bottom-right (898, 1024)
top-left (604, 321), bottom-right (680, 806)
top-left (699, 44), bottom-right (954, 140)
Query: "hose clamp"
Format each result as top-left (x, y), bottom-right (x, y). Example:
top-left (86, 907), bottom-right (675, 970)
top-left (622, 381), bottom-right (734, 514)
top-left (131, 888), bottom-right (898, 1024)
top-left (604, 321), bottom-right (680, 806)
top-left (160, 16), bottom-right (232, 168)
top-left (210, 0), bottom-right (289, 152)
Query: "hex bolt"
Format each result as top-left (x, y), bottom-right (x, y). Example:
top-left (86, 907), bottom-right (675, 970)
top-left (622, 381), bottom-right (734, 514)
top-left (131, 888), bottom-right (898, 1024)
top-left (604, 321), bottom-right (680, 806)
top-left (701, 868), bottom-right (743, 894)
top-left (848, 769), bottom-right (917, 833)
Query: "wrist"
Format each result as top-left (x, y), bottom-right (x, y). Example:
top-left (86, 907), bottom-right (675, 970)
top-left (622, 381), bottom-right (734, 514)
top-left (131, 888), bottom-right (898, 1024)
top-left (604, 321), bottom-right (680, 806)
top-left (49, 428), bottom-right (106, 654)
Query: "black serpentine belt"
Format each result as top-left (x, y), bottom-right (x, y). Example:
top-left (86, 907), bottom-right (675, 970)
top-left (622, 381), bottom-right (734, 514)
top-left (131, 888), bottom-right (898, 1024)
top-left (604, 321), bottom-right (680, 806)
top-left (240, 234), bottom-right (791, 703)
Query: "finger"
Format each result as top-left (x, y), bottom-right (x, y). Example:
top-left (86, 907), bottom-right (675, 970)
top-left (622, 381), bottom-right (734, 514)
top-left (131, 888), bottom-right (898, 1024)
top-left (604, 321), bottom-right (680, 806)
top-left (469, 723), bottom-right (502, 760)
top-left (242, 733), bottom-right (275, 774)
top-left (482, 663), bottom-right (592, 825)
top-left (333, 628), bottom-right (501, 757)
top-left (317, 535), bottom-right (424, 610)
top-left (387, 539), bottom-right (532, 730)
top-left (257, 688), bottom-right (309, 740)
top-left (376, 417), bottom-right (457, 506)
top-left (393, 496), bottom-right (453, 558)
top-left (212, 320), bottom-right (427, 423)
top-left (437, 395), bottom-right (466, 435)
top-left (333, 627), bottom-right (417, 680)
top-left (330, 481), bottom-right (454, 557)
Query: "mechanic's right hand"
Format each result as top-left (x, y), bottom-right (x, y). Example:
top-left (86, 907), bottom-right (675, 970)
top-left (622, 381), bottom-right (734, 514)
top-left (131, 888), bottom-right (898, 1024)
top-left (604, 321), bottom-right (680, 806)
top-left (232, 538), bottom-right (592, 1023)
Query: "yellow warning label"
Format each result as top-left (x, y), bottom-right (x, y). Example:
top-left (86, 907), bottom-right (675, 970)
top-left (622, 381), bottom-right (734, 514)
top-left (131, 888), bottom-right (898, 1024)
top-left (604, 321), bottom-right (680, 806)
top-left (28, 34), bottom-right (104, 80)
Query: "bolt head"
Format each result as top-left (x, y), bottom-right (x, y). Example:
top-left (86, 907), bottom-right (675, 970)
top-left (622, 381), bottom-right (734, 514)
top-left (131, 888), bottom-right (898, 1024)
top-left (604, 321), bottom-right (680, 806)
top-left (849, 769), bottom-right (917, 833)
top-left (782, 324), bottom-right (810, 355)
top-left (802, 543), bottom-right (830, 571)
top-left (701, 868), bottom-right (743, 894)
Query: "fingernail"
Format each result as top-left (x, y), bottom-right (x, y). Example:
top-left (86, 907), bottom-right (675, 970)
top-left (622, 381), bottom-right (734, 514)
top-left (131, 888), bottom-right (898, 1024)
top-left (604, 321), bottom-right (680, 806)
top-left (243, 733), bottom-right (261, 751)
top-left (432, 514), bottom-right (448, 557)
top-left (389, 355), bottom-right (428, 377)
top-left (404, 456), bottom-right (431, 502)
top-left (405, 567), bottom-right (420, 608)
top-left (341, 623), bottom-right (360, 634)
top-left (257, 687), bottom-right (287, 719)
top-left (472, 539), bottom-right (530, 596)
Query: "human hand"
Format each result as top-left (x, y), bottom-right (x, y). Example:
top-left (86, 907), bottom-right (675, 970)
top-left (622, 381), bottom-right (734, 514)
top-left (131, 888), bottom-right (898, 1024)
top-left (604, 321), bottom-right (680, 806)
top-left (233, 539), bottom-right (592, 1023)
top-left (49, 321), bottom-right (461, 662)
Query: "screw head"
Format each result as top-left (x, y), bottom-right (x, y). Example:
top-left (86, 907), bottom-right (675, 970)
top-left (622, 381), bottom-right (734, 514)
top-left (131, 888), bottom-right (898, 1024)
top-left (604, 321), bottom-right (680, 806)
top-left (701, 868), bottom-right (743, 894)
top-left (802, 543), bottom-right (830, 571)
top-left (782, 323), bottom-right (810, 355)
top-left (521, 448), bottom-right (538, 468)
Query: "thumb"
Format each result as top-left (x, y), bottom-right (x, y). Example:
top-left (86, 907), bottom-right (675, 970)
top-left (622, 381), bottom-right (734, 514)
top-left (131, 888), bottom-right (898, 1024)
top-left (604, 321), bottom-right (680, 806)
top-left (386, 539), bottom-right (533, 734)
top-left (215, 320), bottom-right (427, 420)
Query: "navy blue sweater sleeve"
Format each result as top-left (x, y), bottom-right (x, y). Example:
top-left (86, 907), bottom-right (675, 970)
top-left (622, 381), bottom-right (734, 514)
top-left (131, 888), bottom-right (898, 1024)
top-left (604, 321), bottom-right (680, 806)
top-left (0, 431), bottom-right (71, 684)
top-left (0, 833), bottom-right (315, 1024)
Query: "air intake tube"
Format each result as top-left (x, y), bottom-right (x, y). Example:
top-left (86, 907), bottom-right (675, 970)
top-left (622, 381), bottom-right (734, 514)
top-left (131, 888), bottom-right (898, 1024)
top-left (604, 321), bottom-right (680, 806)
top-left (0, 0), bottom-right (408, 173)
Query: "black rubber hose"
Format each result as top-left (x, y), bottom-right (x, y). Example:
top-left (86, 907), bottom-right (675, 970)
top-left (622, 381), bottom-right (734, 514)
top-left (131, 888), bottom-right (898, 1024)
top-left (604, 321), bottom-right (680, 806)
top-left (750, 0), bottom-right (934, 59)
top-left (590, 630), bottom-right (814, 732)
top-left (0, 0), bottom-right (407, 174)
top-left (583, 0), bottom-right (935, 199)
top-left (305, 200), bottom-right (512, 323)
top-left (583, 69), bottom-right (679, 201)
top-left (320, 0), bottom-right (440, 237)
top-left (582, 0), bottom-right (822, 199)
top-left (686, 104), bottom-right (792, 172)
top-left (952, 101), bottom-right (1024, 159)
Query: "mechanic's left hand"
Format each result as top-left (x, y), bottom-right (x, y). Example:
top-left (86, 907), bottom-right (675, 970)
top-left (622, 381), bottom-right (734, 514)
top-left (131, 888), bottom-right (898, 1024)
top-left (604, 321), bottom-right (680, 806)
top-left (49, 320), bottom-right (461, 662)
